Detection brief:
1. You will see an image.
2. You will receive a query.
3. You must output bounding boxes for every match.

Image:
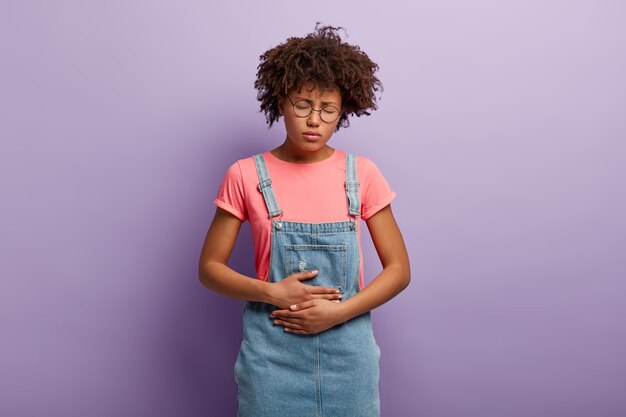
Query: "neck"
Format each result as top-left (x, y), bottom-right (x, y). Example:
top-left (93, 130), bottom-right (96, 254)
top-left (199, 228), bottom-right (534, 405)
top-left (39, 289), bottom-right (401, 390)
top-left (271, 142), bottom-right (335, 164)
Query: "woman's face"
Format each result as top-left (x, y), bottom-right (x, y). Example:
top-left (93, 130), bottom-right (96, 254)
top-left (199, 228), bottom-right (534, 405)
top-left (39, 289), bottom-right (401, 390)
top-left (278, 85), bottom-right (342, 158)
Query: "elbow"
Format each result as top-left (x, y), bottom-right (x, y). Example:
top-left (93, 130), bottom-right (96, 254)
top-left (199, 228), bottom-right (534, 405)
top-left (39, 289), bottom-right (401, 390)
top-left (197, 257), bottom-right (207, 279)
top-left (198, 262), bottom-right (209, 287)
top-left (397, 258), bottom-right (411, 292)
top-left (400, 267), bottom-right (411, 292)
top-left (198, 260), bottom-right (217, 289)
top-left (385, 262), bottom-right (411, 292)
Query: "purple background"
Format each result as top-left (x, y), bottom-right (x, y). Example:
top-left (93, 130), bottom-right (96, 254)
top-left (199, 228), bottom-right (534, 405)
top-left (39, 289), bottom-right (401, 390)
top-left (2, 1), bottom-right (625, 416)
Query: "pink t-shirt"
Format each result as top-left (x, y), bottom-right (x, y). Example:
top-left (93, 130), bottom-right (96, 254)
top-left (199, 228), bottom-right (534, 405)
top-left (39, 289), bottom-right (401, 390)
top-left (214, 149), bottom-right (396, 289)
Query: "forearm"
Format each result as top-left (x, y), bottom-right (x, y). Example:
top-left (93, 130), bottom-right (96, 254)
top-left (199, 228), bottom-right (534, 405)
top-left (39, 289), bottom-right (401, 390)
top-left (338, 263), bottom-right (410, 322)
top-left (335, 205), bottom-right (411, 323)
top-left (199, 261), bottom-right (272, 303)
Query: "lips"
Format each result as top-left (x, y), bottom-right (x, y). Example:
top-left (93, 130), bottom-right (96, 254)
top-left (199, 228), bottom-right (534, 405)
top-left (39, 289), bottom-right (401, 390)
top-left (302, 131), bottom-right (322, 141)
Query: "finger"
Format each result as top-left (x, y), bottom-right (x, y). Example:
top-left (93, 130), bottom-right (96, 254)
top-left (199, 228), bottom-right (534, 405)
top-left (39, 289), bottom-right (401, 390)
top-left (272, 310), bottom-right (303, 319)
top-left (308, 286), bottom-right (341, 294)
top-left (285, 328), bottom-right (312, 335)
top-left (294, 269), bottom-right (319, 281)
top-left (273, 319), bottom-right (305, 329)
top-left (271, 314), bottom-right (304, 325)
top-left (310, 293), bottom-right (343, 301)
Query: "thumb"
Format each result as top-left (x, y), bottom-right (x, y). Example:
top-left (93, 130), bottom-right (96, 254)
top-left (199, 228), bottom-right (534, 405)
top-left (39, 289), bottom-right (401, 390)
top-left (295, 269), bottom-right (319, 281)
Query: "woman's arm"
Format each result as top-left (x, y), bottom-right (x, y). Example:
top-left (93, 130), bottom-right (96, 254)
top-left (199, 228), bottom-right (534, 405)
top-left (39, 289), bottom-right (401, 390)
top-left (337, 204), bottom-right (411, 318)
top-left (198, 208), bottom-right (343, 308)
top-left (198, 207), bottom-right (268, 302)
top-left (271, 205), bottom-right (410, 334)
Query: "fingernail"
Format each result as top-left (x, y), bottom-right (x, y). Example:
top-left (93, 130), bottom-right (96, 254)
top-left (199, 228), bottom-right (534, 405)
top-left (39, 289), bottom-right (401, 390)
top-left (311, 269), bottom-right (319, 274)
top-left (338, 294), bottom-right (343, 298)
top-left (333, 300), bottom-right (340, 303)
top-left (273, 320), bottom-right (279, 324)
top-left (290, 305), bottom-right (298, 310)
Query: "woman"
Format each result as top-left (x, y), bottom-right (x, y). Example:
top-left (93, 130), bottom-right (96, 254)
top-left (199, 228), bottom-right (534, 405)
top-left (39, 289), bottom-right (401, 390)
top-left (199, 25), bottom-right (410, 417)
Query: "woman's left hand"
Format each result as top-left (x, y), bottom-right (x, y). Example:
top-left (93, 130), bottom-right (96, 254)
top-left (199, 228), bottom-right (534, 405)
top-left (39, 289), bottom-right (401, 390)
top-left (271, 299), bottom-right (346, 335)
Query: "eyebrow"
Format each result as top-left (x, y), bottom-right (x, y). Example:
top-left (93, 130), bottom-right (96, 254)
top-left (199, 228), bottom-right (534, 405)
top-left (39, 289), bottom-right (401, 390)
top-left (292, 96), bottom-right (340, 106)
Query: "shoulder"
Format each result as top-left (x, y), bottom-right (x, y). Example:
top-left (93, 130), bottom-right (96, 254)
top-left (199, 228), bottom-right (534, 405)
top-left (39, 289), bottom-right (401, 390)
top-left (356, 154), bottom-right (376, 171)
top-left (222, 153), bottom-right (264, 179)
top-left (351, 154), bottom-right (386, 180)
top-left (350, 153), bottom-right (396, 219)
top-left (328, 149), bottom-right (374, 169)
top-left (217, 154), bottom-right (264, 195)
top-left (328, 150), bottom-right (387, 181)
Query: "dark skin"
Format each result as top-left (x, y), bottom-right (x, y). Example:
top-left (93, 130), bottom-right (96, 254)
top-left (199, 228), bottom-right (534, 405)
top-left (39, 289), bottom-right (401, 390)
top-left (198, 86), bottom-right (410, 334)
top-left (198, 207), bottom-right (344, 309)
top-left (270, 204), bottom-right (410, 334)
top-left (198, 205), bottom-right (410, 334)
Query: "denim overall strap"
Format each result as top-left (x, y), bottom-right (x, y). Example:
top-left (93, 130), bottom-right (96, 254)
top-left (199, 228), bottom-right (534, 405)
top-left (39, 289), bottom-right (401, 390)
top-left (345, 153), bottom-right (360, 217)
top-left (252, 154), bottom-right (282, 219)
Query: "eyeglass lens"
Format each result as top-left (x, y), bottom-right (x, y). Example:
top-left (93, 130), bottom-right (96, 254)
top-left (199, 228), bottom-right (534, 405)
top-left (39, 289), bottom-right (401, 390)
top-left (292, 100), bottom-right (340, 123)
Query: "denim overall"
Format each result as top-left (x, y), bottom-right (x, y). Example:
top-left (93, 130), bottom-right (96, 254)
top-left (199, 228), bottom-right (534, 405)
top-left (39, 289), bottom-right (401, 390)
top-left (234, 153), bottom-right (381, 417)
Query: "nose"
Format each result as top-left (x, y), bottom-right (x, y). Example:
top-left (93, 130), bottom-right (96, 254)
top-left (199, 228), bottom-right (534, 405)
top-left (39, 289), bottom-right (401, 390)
top-left (306, 109), bottom-right (321, 126)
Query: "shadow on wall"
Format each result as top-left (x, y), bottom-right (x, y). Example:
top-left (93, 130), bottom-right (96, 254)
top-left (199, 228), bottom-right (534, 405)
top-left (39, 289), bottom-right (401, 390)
top-left (199, 222), bottom-right (255, 415)
top-left (197, 128), bottom-right (267, 414)
top-left (160, 210), bottom-right (255, 416)
top-left (152, 129), bottom-right (263, 416)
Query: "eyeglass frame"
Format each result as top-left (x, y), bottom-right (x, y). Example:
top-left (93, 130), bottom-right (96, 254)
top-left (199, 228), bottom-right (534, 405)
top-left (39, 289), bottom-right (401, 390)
top-left (285, 95), bottom-right (342, 123)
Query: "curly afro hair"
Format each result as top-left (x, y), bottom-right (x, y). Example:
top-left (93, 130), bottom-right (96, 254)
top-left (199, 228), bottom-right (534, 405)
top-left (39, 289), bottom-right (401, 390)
top-left (255, 24), bottom-right (383, 131)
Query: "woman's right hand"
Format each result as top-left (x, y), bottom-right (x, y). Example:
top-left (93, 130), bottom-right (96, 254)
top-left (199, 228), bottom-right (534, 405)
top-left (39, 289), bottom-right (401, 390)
top-left (267, 270), bottom-right (342, 309)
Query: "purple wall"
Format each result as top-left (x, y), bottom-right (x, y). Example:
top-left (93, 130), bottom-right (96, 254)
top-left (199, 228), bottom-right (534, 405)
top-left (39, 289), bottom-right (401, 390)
top-left (2, 1), bottom-right (625, 416)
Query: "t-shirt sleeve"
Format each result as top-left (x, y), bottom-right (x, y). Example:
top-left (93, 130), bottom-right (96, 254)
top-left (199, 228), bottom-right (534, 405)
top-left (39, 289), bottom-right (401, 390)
top-left (360, 157), bottom-right (397, 220)
top-left (213, 161), bottom-right (248, 221)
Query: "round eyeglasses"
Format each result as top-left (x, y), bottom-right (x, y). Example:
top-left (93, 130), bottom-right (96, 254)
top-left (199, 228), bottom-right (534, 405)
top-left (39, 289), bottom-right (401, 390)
top-left (287, 96), bottom-right (341, 123)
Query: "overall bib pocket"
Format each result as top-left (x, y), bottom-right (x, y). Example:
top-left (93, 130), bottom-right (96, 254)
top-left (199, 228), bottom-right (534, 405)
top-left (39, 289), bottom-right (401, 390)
top-left (283, 244), bottom-right (348, 291)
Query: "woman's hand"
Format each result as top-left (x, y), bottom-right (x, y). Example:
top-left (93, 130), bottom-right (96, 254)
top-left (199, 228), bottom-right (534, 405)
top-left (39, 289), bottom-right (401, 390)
top-left (267, 270), bottom-right (343, 309)
top-left (271, 299), bottom-right (347, 335)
